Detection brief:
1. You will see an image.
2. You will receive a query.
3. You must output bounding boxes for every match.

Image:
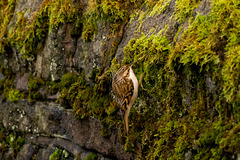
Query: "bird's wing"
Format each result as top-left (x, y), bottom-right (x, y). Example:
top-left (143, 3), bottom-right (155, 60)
top-left (112, 76), bottom-right (134, 107)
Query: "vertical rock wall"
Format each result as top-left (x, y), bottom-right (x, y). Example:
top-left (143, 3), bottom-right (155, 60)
top-left (1, 0), bottom-right (240, 159)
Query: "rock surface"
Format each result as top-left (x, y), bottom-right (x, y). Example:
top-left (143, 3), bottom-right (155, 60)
top-left (0, 99), bottom-right (132, 160)
top-left (2, 0), bottom-right (236, 159)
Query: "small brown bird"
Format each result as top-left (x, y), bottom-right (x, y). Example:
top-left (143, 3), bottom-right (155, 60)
top-left (112, 62), bottom-right (140, 136)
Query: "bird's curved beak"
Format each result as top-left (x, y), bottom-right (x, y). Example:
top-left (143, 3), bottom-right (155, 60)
top-left (130, 61), bottom-right (136, 67)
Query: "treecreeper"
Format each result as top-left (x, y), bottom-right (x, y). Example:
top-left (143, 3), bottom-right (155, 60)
top-left (112, 62), bottom-right (142, 136)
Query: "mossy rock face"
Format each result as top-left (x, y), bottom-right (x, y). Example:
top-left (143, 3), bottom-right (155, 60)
top-left (1, 0), bottom-right (240, 159)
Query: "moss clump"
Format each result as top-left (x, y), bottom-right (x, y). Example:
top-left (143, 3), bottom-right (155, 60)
top-left (8, 2), bottom-right (49, 59)
top-left (28, 75), bottom-right (44, 102)
top-left (82, 15), bottom-right (98, 42)
top-left (60, 72), bottom-right (78, 88)
top-left (0, 67), bottom-right (16, 101)
top-left (123, 33), bottom-right (171, 95)
top-left (84, 153), bottom-right (98, 160)
top-left (0, 125), bottom-right (25, 158)
top-left (49, 148), bottom-right (70, 160)
top-left (57, 70), bottom-right (122, 137)
top-left (174, 0), bottom-right (201, 23)
top-left (0, 0), bottom-right (16, 53)
top-left (8, 88), bottom-right (22, 102)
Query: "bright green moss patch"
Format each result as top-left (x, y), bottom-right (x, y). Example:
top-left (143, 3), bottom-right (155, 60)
top-left (49, 148), bottom-right (70, 160)
top-left (82, 15), bottom-right (97, 42)
top-left (84, 153), bottom-right (98, 160)
top-left (8, 88), bottom-right (22, 102)
top-left (171, 0), bottom-right (240, 105)
top-left (174, 0), bottom-right (201, 23)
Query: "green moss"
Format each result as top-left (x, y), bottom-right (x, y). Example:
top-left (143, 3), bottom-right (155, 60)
top-left (8, 88), bottom-right (22, 102)
top-left (82, 0), bottom-right (144, 42)
top-left (1, 0), bottom-right (240, 159)
top-left (2, 0), bottom-right (83, 59)
top-left (0, 125), bottom-right (25, 158)
top-left (0, 0), bottom-right (16, 53)
top-left (82, 15), bottom-right (98, 42)
top-left (174, 0), bottom-right (201, 23)
top-left (28, 75), bottom-right (44, 102)
top-left (84, 153), bottom-right (98, 160)
top-left (110, 0), bottom-right (240, 156)
top-left (48, 0), bottom-right (83, 32)
top-left (8, 2), bottom-right (49, 59)
top-left (60, 72), bottom-right (78, 88)
top-left (50, 148), bottom-right (70, 160)
top-left (0, 67), bottom-right (16, 101)
top-left (6, 132), bottom-right (25, 155)
top-left (46, 80), bottom-right (61, 94)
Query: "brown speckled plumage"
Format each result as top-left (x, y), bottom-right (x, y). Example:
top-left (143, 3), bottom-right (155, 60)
top-left (112, 64), bottom-right (139, 135)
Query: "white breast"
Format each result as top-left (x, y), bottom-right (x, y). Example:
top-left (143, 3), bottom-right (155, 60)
top-left (129, 67), bottom-right (138, 107)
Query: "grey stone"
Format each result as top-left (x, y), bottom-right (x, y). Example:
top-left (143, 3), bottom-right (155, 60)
top-left (0, 100), bottom-right (131, 160)
top-left (196, 0), bottom-right (212, 16)
top-left (16, 144), bottom-right (35, 160)
top-left (185, 150), bottom-right (193, 160)
top-left (36, 146), bottom-right (55, 160)
top-left (15, 73), bottom-right (29, 91)
top-left (10, 0), bottom-right (44, 26)
top-left (74, 20), bottom-right (113, 84)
